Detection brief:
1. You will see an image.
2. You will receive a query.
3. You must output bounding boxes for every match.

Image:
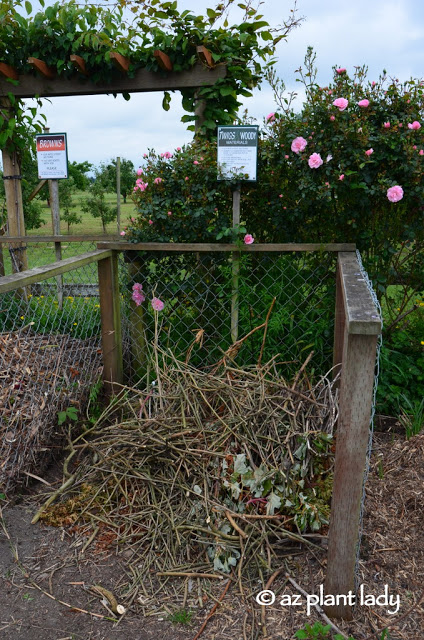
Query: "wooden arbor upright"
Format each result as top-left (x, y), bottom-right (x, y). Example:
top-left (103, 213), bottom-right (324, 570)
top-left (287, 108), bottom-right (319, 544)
top-left (0, 49), bottom-right (225, 272)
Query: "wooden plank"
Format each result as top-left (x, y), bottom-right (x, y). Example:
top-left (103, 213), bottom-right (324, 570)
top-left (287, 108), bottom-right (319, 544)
top-left (338, 252), bottom-right (381, 335)
top-left (332, 260), bottom-right (346, 378)
top-left (0, 62), bottom-right (18, 80)
top-left (1, 62), bottom-right (226, 98)
top-left (98, 253), bottom-right (123, 394)
top-left (27, 57), bottom-right (55, 79)
top-left (325, 330), bottom-right (378, 619)
top-left (0, 250), bottom-right (112, 294)
top-left (197, 45), bottom-right (215, 68)
top-left (28, 179), bottom-right (47, 201)
top-left (109, 52), bottom-right (130, 73)
top-left (70, 54), bottom-right (89, 76)
top-left (96, 242), bottom-right (357, 252)
top-left (154, 50), bottom-right (173, 71)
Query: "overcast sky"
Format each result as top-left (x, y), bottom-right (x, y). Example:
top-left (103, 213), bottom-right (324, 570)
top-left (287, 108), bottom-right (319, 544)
top-left (22, 0), bottom-right (424, 169)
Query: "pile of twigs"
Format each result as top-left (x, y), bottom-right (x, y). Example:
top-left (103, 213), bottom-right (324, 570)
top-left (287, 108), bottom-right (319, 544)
top-left (36, 344), bottom-right (339, 593)
top-left (0, 328), bottom-right (102, 491)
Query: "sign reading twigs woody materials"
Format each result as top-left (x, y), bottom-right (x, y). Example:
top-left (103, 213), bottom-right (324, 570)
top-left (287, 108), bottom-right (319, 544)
top-left (36, 133), bottom-right (68, 179)
top-left (217, 126), bottom-right (259, 181)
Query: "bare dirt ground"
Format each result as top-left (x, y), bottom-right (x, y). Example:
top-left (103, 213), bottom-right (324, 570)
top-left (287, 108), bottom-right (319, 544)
top-left (1, 431), bottom-right (423, 640)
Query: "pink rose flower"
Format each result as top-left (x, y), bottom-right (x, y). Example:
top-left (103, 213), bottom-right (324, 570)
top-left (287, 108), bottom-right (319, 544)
top-left (408, 121), bottom-right (421, 130)
top-left (365, 148), bottom-right (374, 156)
top-left (132, 283), bottom-right (145, 307)
top-left (266, 112), bottom-right (275, 122)
top-left (185, 176), bottom-right (189, 181)
top-left (308, 153), bottom-right (324, 169)
top-left (358, 99), bottom-right (370, 108)
top-left (419, 150), bottom-right (424, 156)
top-left (193, 160), bottom-right (199, 165)
top-left (284, 155), bottom-right (289, 159)
top-left (167, 211), bottom-right (172, 216)
top-left (333, 98), bottom-right (348, 111)
top-left (131, 217), bottom-right (136, 222)
top-left (291, 136), bottom-right (308, 154)
top-left (163, 151), bottom-right (172, 158)
top-left (154, 177), bottom-right (163, 184)
top-left (279, 194), bottom-right (283, 198)
top-left (339, 174), bottom-right (345, 181)
top-left (387, 185), bottom-right (404, 203)
top-left (151, 297), bottom-right (165, 311)
top-left (148, 219), bottom-right (153, 225)
top-left (137, 167), bottom-right (143, 176)
top-left (330, 115), bottom-right (336, 121)
top-left (143, 153), bottom-right (148, 158)
top-left (383, 122), bottom-right (390, 128)
top-left (244, 234), bottom-right (254, 245)
top-left (398, 123), bottom-right (403, 128)
top-left (120, 230), bottom-right (126, 236)
top-left (336, 68), bottom-right (346, 74)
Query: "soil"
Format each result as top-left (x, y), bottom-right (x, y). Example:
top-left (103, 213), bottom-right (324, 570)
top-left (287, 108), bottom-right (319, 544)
top-left (0, 430), bottom-right (423, 640)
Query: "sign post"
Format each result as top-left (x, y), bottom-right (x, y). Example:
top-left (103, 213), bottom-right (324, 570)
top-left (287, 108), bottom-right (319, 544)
top-left (36, 131), bottom-right (68, 308)
top-left (217, 126), bottom-right (258, 342)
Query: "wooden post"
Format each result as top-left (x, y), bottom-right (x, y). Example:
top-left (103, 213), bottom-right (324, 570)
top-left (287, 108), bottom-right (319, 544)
top-left (231, 184), bottom-right (241, 343)
top-left (0, 97), bottom-right (28, 274)
top-left (98, 252), bottom-right (123, 395)
top-left (325, 252), bottom-right (381, 620)
top-left (48, 175), bottom-right (63, 307)
top-left (116, 156), bottom-right (121, 234)
top-left (332, 260), bottom-right (346, 381)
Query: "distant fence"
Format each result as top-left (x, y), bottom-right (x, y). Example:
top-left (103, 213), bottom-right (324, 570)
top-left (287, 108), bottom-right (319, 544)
top-left (0, 239), bottom-right (382, 620)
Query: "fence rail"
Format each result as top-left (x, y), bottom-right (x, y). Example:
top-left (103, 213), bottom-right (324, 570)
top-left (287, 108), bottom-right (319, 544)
top-left (0, 242), bottom-right (382, 621)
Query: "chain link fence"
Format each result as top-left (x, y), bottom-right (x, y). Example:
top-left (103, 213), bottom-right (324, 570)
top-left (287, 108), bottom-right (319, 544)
top-left (0, 258), bottom-right (103, 491)
top-left (119, 248), bottom-right (338, 383)
top-left (1, 242), bottom-right (339, 491)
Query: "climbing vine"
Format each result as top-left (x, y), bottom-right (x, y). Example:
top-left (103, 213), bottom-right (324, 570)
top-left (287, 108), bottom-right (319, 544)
top-left (0, 0), bottom-right (302, 151)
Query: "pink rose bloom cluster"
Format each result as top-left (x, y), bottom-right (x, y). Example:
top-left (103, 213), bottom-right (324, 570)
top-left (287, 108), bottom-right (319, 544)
top-left (154, 177), bottom-right (163, 184)
top-left (408, 121), bottom-right (421, 130)
top-left (151, 297), bottom-right (165, 311)
top-left (266, 112), bottom-right (275, 122)
top-left (134, 179), bottom-right (148, 192)
top-left (358, 99), bottom-right (370, 108)
top-left (132, 283), bottom-right (146, 307)
top-left (308, 153), bottom-right (323, 169)
top-left (387, 185), bottom-right (404, 203)
top-left (291, 136), bottom-right (308, 154)
top-left (160, 151), bottom-right (173, 158)
top-left (383, 122), bottom-right (390, 128)
top-left (333, 97), bottom-right (348, 111)
top-left (336, 68), bottom-right (346, 74)
top-left (365, 148), bottom-right (374, 156)
top-left (244, 234), bottom-right (254, 245)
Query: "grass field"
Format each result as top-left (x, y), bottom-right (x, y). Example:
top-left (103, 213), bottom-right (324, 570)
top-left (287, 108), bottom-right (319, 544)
top-left (28, 190), bottom-right (138, 236)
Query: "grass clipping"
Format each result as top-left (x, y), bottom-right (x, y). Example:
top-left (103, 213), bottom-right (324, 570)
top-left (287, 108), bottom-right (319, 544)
top-left (40, 346), bottom-right (338, 580)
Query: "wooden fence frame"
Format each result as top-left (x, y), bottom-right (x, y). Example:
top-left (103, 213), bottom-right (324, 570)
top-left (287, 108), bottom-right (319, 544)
top-left (0, 243), bottom-right (382, 620)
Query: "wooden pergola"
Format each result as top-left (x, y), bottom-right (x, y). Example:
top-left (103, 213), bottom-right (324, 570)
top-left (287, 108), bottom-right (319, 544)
top-left (0, 49), bottom-right (226, 271)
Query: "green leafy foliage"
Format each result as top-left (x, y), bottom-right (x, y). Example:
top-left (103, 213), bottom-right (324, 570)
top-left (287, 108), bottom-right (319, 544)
top-left (295, 621), bottom-right (356, 640)
top-left (58, 405), bottom-right (78, 425)
top-left (81, 174), bottom-right (117, 232)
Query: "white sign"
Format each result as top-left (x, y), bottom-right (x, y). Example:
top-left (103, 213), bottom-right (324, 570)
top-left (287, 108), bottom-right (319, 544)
top-left (36, 133), bottom-right (68, 179)
top-left (217, 126), bottom-right (258, 181)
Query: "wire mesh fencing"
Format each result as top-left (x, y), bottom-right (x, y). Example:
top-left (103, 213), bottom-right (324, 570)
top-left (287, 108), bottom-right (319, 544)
top-left (119, 249), bottom-right (338, 383)
top-left (0, 260), bottom-right (103, 492)
top-left (0, 239), bottom-right (99, 274)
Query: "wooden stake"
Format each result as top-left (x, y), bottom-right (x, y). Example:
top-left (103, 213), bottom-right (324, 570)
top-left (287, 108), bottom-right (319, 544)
top-left (98, 252), bottom-right (123, 395)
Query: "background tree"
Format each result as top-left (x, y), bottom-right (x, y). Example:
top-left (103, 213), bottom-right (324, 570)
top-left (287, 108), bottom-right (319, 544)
top-left (98, 158), bottom-right (136, 203)
top-left (68, 160), bottom-right (93, 192)
top-left (59, 176), bottom-right (82, 233)
top-left (81, 172), bottom-right (117, 233)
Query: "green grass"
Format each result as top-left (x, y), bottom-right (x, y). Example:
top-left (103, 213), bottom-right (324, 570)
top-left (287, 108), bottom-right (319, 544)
top-left (28, 190), bottom-right (137, 236)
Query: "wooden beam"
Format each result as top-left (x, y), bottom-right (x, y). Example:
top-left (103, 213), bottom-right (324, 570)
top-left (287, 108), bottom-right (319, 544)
top-left (28, 179), bottom-right (47, 202)
top-left (1, 235), bottom-right (121, 243)
top-left (154, 50), bottom-right (173, 72)
top-left (0, 62), bottom-right (18, 81)
top-left (0, 61), bottom-right (226, 98)
top-left (70, 54), bottom-right (89, 76)
top-left (96, 242), bottom-right (357, 253)
top-left (197, 45), bottom-right (215, 68)
top-left (27, 57), bottom-right (55, 80)
top-left (338, 252), bottom-right (381, 335)
top-left (0, 249), bottom-right (112, 294)
top-left (109, 52), bottom-right (130, 74)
